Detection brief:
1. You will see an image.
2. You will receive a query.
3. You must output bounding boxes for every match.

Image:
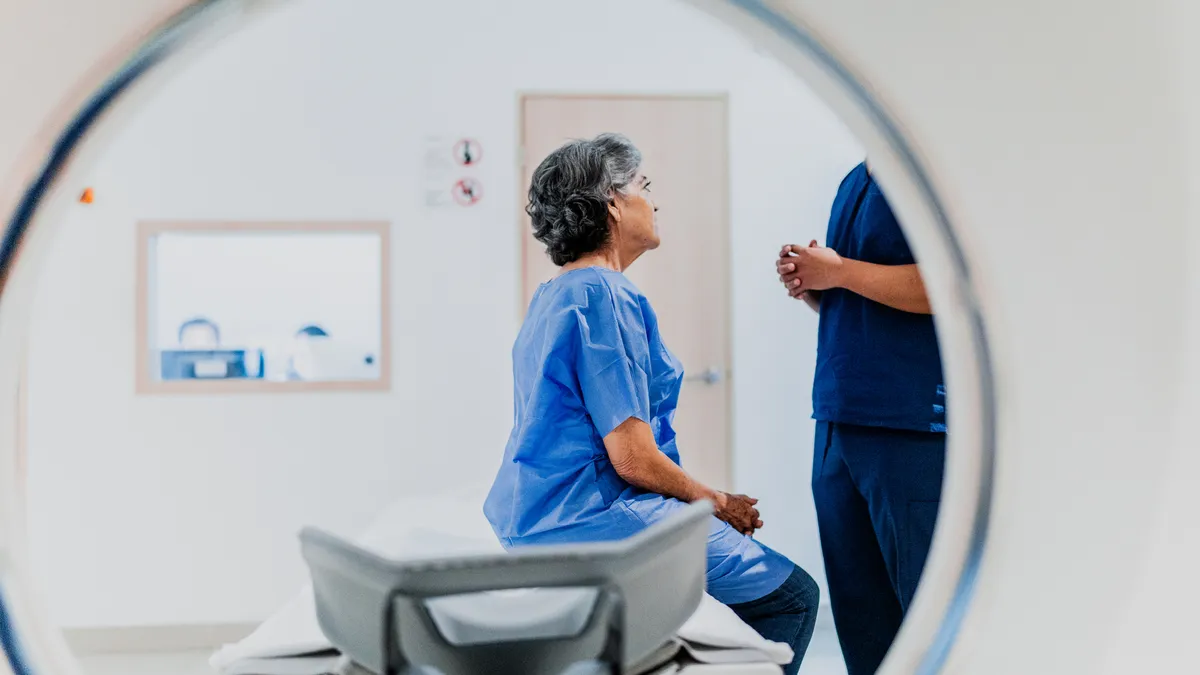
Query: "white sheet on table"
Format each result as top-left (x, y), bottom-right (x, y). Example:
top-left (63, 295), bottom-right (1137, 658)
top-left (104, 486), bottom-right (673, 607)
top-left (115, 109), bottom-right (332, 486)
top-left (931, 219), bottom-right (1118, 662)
top-left (677, 596), bottom-right (793, 665)
top-left (210, 482), bottom-right (791, 671)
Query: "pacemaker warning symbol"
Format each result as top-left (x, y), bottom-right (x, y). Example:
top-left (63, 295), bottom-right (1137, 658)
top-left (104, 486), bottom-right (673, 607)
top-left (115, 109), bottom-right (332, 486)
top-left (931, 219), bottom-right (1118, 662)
top-left (454, 138), bottom-right (482, 166)
top-left (453, 178), bottom-right (483, 206)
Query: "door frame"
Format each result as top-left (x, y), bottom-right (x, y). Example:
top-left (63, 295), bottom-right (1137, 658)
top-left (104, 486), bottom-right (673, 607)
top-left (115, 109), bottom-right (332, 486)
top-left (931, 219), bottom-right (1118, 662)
top-left (514, 92), bottom-right (736, 487)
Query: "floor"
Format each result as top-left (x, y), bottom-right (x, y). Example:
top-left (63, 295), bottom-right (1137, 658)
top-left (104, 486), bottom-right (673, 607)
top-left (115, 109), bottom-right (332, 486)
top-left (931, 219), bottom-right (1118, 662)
top-left (75, 627), bottom-right (849, 675)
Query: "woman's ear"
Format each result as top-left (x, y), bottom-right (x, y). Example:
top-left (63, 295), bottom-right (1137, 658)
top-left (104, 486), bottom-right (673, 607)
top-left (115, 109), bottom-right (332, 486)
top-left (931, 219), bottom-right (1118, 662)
top-left (607, 198), bottom-right (622, 225)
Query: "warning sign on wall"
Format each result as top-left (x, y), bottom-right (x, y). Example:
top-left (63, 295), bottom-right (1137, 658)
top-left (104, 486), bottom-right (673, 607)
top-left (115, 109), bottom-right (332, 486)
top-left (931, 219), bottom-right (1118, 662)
top-left (452, 178), bottom-right (483, 206)
top-left (453, 138), bottom-right (482, 167)
top-left (423, 135), bottom-right (485, 210)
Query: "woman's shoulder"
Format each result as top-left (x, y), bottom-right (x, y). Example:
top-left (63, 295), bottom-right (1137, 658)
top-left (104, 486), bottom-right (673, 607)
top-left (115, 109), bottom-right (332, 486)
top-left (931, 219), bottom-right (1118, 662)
top-left (521, 269), bottom-right (663, 359)
top-left (547, 267), bottom-right (645, 306)
top-left (526, 269), bottom-right (658, 339)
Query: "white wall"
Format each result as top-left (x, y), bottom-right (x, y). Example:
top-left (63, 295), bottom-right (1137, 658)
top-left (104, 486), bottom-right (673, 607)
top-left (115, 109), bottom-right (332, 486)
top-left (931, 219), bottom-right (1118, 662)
top-left (24, 0), bottom-right (861, 628)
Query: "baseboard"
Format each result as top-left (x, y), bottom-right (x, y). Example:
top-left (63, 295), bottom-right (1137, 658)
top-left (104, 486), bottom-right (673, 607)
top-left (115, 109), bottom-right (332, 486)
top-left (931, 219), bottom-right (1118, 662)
top-left (61, 605), bottom-right (834, 657)
top-left (62, 622), bottom-right (258, 656)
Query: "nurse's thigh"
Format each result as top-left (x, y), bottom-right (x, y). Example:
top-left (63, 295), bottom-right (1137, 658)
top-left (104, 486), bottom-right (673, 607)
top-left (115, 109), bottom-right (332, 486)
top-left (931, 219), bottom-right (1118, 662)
top-left (846, 426), bottom-right (947, 611)
top-left (892, 431), bottom-right (946, 609)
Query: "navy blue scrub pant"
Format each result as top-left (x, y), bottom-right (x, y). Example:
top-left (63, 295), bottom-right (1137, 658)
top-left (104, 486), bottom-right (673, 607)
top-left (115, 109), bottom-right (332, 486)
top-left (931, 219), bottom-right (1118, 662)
top-left (812, 421), bottom-right (946, 675)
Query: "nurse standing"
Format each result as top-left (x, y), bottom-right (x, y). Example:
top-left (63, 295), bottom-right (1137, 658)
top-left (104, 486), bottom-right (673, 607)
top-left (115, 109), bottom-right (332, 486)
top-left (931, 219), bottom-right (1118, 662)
top-left (485, 133), bottom-right (820, 674)
top-left (776, 161), bottom-right (947, 675)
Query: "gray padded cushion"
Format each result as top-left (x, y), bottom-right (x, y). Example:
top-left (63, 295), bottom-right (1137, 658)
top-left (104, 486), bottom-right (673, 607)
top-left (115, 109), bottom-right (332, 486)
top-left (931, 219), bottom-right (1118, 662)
top-left (425, 587), bottom-right (600, 646)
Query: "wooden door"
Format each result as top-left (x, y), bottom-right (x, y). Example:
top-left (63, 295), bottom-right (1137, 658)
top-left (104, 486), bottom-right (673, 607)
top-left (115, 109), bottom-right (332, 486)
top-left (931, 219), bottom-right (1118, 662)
top-left (519, 95), bottom-right (732, 490)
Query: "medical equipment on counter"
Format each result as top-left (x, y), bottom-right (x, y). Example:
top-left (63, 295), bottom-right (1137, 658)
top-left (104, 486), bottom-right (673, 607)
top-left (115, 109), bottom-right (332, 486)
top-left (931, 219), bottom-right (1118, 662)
top-left (288, 338), bottom-right (379, 381)
top-left (298, 501), bottom-right (780, 675)
top-left (159, 348), bottom-right (265, 380)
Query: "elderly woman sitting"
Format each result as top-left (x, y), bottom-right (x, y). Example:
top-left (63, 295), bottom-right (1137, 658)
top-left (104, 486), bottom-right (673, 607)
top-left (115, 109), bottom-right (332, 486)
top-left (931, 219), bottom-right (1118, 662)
top-left (483, 133), bottom-right (819, 674)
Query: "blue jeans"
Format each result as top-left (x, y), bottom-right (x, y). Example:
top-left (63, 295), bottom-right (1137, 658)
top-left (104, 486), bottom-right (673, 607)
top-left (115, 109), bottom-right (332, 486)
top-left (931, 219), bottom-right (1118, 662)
top-left (726, 565), bottom-right (820, 675)
top-left (812, 421), bottom-right (946, 675)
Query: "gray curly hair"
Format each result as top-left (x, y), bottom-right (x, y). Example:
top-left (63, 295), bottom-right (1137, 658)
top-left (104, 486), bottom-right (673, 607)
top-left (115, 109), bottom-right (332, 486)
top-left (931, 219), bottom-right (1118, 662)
top-left (525, 133), bottom-right (643, 266)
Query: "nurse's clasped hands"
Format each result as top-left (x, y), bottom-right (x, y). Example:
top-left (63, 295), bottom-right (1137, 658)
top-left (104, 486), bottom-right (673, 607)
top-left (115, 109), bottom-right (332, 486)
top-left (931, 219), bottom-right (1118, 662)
top-left (777, 240), bottom-right (845, 297)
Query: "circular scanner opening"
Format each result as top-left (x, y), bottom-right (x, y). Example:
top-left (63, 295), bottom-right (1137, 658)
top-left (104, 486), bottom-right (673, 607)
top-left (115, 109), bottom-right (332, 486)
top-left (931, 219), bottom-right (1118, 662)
top-left (0, 2), bottom-right (996, 674)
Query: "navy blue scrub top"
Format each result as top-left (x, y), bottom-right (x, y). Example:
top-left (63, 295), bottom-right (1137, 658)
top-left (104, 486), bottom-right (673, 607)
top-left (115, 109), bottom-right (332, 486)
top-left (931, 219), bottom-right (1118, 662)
top-left (812, 162), bottom-right (947, 433)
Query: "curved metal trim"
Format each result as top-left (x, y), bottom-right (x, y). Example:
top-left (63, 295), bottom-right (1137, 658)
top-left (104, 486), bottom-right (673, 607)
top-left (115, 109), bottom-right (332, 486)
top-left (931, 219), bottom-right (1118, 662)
top-left (0, 1), bottom-right (997, 674)
top-left (0, 5), bottom-right (225, 674)
top-left (0, 584), bottom-right (33, 675)
top-left (0, 2), bottom-right (220, 286)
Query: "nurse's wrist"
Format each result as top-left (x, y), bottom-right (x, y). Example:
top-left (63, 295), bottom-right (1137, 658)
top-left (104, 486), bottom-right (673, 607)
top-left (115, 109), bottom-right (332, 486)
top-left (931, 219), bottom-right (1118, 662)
top-left (831, 257), bottom-right (859, 291)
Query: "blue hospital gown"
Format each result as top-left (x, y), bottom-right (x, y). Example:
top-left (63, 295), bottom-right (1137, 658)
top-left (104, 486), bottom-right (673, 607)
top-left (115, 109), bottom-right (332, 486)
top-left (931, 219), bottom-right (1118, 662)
top-left (483, 267), bottom-right (794, 605)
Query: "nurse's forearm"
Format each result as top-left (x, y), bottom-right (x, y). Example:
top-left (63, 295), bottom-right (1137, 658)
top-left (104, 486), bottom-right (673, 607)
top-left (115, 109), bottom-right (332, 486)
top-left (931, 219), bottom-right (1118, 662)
top-left (604, 417), bottom-right (716, 504)
top-left (837, 260), bottom-right (933, 315)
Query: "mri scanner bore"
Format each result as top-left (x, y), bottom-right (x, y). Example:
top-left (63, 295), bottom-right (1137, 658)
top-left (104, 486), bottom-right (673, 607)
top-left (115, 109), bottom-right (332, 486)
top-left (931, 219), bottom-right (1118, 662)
top-left (9, 1), bottom-right (1007, 674)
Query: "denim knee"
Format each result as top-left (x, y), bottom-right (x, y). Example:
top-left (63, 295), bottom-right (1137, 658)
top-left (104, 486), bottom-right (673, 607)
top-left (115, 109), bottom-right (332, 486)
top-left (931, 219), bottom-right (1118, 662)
top-left (788, 565), bottom-right (821, 613)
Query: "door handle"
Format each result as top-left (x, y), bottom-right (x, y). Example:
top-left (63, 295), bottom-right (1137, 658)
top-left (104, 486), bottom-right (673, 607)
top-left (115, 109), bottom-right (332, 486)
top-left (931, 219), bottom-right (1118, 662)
top-left (685, 367), bottom-right (724, 385)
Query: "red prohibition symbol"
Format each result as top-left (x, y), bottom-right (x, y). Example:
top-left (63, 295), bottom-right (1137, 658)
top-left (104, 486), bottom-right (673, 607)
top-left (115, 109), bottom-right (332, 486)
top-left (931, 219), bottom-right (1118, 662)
top-left (453, 138), bottom-right (482, 166)
top-left (453, 178), bottom-right (483, 206)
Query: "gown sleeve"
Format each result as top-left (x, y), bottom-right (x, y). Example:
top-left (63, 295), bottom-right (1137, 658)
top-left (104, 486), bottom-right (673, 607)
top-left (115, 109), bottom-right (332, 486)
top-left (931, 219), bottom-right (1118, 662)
top-left (570, 281), bottom-right (653, 439)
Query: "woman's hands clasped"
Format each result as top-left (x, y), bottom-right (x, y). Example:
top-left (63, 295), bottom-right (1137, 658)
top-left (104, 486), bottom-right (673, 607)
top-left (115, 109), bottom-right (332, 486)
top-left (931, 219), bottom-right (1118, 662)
top-left (713, 491), bottom-right (765, 536)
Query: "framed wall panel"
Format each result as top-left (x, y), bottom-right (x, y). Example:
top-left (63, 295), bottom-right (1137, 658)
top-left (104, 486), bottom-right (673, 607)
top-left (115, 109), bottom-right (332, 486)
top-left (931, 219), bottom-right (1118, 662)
top-left (135, 220), bottom-right (391, 394)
